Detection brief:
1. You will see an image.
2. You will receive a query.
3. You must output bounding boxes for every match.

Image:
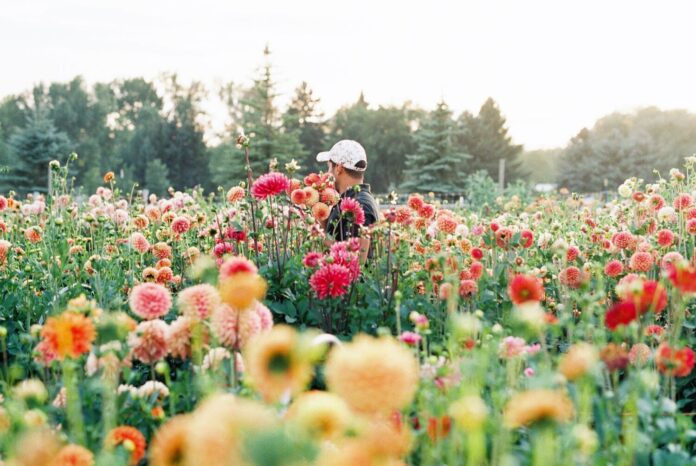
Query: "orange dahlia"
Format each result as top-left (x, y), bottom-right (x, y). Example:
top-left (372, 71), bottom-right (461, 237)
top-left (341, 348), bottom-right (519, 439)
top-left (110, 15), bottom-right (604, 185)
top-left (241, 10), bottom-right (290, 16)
top-left (508, 273), bottom-right (545, 305)
top-left (656, 343), bottom-right (695, 377)
top-left (40, 312), bottom-right (96, 360)
top-left (149, 415), bottom-right (190, 466)
top-left (105, 426), bottom-right (146, 465)
top-left (49, 444), bottom-right (94, 466)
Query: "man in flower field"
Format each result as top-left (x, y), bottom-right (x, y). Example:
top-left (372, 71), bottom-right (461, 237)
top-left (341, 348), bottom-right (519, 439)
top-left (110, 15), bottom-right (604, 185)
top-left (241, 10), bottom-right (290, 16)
top-left (317, 140), bottom-right (379, 262)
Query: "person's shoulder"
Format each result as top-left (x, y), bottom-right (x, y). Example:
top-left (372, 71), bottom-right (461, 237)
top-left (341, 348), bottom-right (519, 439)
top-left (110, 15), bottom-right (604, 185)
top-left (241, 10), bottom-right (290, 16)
top-left (356, 189), bottom-right (377, 206)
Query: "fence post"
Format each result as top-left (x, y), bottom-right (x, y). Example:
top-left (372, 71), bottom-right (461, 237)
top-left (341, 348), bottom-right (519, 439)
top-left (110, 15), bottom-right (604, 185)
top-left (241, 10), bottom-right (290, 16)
top-left (498, 158), bottom-right (505, 192)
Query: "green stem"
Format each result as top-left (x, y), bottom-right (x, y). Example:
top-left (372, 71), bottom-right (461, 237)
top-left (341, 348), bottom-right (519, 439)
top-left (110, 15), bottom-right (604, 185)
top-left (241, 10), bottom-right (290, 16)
top-left (63, 359), bottom-right (86, 445)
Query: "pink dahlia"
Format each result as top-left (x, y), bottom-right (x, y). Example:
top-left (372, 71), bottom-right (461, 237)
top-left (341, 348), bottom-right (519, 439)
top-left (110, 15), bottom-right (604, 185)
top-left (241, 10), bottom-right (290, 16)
top-left (167, 316), bottom-right (193, 359)
top-left (211, 304), bottom-right (238, 348)
top-left (129, 283), bottom-right (172, 320)
top-left (398, 331), bottom-right (422, 346)
top-left (251, 173), bottom-right (291, 200)
top-left (407, 194), bottom-right (425, 211)
top-left (0, 240), bottom-right (10, 265)
top-left (237, 309), bottom-right (262, 347)
top-left (629, 251), bottom-right (654, 272)
top-left (290, 189), bottom-right (307, 205)
top-left (171, 216), bottom-right (191, 235)
top-left (129, 232), bottom-right (150, 254)
top-left (660, 251), bottom-right (684, 270)
top-left (656, 229), bottom-right (675, 247)
top-left (418, 203), bottom-right (435, 219)
top-left (436, 215), bottom-right (458, 234)
top-left (566, 246), bottom-right (580, 262)
top-left (340, 198), bottom-right (365, 225)
top-left (687, 219), bottom-right (696, 235)
top-left (469, 261), bottom-right (484, 280)
top-left (309, 264), bottom-right (352, 299)
top-left (459, 279), bottom-right (478, 297)
top-left (219, 256), bottom-right (258, 279)
top-left (604, 259), bottom-right (624, 277)
top-left (254, 301), bottom-right (274, 331)
top-left (177, 284), bottom-right (221, 320)
top-left (226, 186), bottom-right (245, 203)
top-left (612, 231), bottom-right (634, 250)
top-left (211, 304), bottom-right (262, 349)
top-left (312, 202), bottom-right (330, 221)
top-left (649, 194), bottom-right (665, 211)
top-left (520, 230), bottom-right (534, 248)
top-left (0, 195), bottom-right (6, 211)
top-left (303, 251), bottom-right (323, 268)
top-left (152, 242), bottom-right (172, 260)
top-left (395, 207), bottom-right (413, 225)
top-left (320, 188), bottom-right (340, 206)
top-left (673, 193), bottom-right (693, 211)
top-left (128, 320), bottom-right (169, 364)
top-left (559, 266), bottom-right (584, 289)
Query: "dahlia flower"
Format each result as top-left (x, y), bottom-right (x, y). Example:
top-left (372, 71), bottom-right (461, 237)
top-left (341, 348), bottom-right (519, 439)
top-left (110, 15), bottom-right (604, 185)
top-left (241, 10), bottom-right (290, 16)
top-left (309, 264), bottom-right (351, 299)
top-left (129, 283), bottom-right (172, 320)
top-left (40, 312), bottom-right (96, 360)
top-left (251, 172), bottom-right (291, 200)
top-left (324, 334), bottom-right (418, 414)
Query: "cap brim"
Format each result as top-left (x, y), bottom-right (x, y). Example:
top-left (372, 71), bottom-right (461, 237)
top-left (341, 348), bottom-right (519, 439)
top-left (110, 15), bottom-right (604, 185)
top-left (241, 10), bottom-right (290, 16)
top-left (316, 151), bottom-right (331, 162)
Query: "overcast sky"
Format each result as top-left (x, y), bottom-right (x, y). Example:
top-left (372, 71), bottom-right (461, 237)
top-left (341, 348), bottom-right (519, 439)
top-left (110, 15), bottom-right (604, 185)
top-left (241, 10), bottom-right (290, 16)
top-left (2, 0), bottom-right (695, 149)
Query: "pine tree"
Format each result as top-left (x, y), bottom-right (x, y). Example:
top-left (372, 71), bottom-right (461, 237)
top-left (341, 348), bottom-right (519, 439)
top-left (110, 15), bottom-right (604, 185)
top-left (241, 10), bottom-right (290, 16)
top-left (282, 81), bottom-right (326, 173)
top-left (213, 46), bottom-right (304, 184)
top-left (160, 76), bottom-right (210, 190)
top-left (457, 98), bottom-right (524, 184)
top-left (144, 158), bottom-right (171, 195)
top-left (400, 101), bottom-right (470, 193)
top-left (3, 111), bottom-right (72, 194)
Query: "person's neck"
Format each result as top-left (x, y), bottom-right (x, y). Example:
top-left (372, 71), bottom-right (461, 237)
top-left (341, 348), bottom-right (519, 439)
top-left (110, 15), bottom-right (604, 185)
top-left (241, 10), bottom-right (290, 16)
top-left (337, 180), bottom-right (361, 195)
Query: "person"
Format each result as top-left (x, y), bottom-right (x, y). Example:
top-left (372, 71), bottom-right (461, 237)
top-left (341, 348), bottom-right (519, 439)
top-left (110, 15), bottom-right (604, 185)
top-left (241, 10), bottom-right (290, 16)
top-left (316, 140), bottom-right (379, 263)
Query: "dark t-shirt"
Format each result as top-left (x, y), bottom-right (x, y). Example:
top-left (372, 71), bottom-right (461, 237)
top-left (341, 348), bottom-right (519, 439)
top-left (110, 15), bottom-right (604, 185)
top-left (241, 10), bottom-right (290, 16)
top-left (325, 183), bottom-right (379, 241)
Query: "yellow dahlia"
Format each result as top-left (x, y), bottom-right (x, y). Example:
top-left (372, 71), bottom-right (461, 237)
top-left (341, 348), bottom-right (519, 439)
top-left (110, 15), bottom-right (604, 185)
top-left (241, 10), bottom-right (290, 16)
top-left (449, 394), bottom-right (488, 431)
top-left (149, 415), bottom-right (190, 466)
top-left (218, 272), bottom-right (267, 311)
top-left (558, 343), bottom-right (598, 381)
top-left (185, 393), bottom-right (276, 466)
top-left (315, 415), bottom-right (411, 466)
top-left (503, 389), bottom-right (574, 428)
top-left (324, 334), bottom-right (418, 415)
top-left (286, 391), bottom-right (352, 441)
top-left (244, 325), bottom-right (314, 402)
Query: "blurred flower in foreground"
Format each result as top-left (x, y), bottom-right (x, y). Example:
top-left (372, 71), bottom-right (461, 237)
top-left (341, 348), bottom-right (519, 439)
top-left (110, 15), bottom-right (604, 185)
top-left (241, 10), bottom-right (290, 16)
top-left (503, 389), bottom-right (574, 428)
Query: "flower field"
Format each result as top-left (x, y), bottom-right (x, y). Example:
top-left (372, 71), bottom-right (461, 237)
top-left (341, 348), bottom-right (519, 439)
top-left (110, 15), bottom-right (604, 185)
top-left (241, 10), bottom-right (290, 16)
top-left (1, 154), bottom-right (696, 465)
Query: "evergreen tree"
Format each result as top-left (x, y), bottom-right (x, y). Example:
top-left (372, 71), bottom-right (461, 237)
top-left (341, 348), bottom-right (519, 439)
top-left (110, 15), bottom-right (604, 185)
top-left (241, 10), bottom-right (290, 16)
top-left (144, 158), bottom-right (171, 196)
top-left (282, 81), bottom-right (326, 173)
top-left (3, 111), bottom-right (72, 194)
top-left (457, 98), bottom-right (524, 184)
top-left (212, 46), bottom-right (303, 184)
top-left (400, 101), bottom-right (470, 193)
top-left (159, 75), bottom-right (210, 190)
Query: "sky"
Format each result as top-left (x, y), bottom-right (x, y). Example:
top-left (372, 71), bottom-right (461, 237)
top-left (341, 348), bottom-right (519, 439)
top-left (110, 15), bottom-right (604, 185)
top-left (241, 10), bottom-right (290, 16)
top-left (1, 0), bottom-right (695, 149)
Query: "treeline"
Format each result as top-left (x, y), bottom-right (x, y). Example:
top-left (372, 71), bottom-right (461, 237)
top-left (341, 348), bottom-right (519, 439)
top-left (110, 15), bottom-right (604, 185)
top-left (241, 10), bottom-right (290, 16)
top-left (1, 48), bottom-right (696, 195)
top-left (0, 49), bottom-right (523, 195)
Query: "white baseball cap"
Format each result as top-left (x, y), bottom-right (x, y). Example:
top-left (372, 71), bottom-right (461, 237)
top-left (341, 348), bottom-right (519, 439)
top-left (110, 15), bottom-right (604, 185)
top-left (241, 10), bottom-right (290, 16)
top-left (316, 140), bottom-right (367, 172)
